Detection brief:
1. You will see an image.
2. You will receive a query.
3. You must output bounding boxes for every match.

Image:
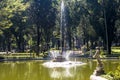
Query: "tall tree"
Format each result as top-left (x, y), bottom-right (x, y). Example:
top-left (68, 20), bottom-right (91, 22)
top-left (29, 0), bottom-right (57, 55)
top-left (103, 0), bottom-right (119, 54)
top-left (87, 0), bottom-right (119, 54)
top-left (0, 0), bottom-right (30, 51)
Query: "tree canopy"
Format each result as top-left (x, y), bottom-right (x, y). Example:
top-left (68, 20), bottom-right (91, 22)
top-left (0, 0), bottom-right (119, 54)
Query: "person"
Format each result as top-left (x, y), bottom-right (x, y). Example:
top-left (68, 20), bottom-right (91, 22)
top-left (93, 47), bottom-right (103, 67)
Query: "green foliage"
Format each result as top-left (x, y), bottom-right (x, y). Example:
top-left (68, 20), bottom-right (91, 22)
top-left (108, 65), bottom-right (120, 80)
top-left (0, 0), bottom-right (30, 52)
top-left (101, 75), bottom-right (113, 80)
top-left (0, 0), bottom-right (120, 54)
top-left (0, 0), bottom-right (30, 29)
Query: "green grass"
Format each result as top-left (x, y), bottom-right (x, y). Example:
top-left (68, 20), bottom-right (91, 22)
top-left (111, 47), bottom-right (120, 49)
top-left (0, 53), bottom-right (36, 59)
top-left (112, 49), bottom-right (120, 53)
top-left (111, 47), bottom-right (120, 55)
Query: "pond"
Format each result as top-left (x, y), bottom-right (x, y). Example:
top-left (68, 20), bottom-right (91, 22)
top-left (0, 58), bottom-right (119, 80)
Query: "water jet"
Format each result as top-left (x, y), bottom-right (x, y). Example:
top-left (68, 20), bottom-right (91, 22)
top-left (43, 0), bottom-right (86, 68)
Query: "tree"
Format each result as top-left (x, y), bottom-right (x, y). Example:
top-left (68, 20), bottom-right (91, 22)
top-left (87, 0), bottom-right (120, 54)
top-left (0, 0), bottom-right (30, 52)
top-left (66, 0), bottom-right (96, 49)
top-left (103, 0), bottom-right (119, 54)
top-left (29, 0), bottom-right (57, 55)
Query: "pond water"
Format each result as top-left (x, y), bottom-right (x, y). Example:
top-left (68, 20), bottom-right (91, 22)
top-left (0, 58), bottom-right (119, 80)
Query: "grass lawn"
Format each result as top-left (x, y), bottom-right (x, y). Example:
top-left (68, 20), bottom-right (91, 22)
top-left (112, 49), bottom-right (120, 53)
top-left (111, 47), bottom-right (120, 53)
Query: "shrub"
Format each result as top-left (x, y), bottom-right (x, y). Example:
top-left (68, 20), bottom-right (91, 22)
top-left (108, 65), bottom-right (120, 80)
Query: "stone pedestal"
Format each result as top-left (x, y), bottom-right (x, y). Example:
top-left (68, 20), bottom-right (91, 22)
top-left (90, 66), bottom-right (106, 80)
top-left (93, 66), bottom-right (105, 76)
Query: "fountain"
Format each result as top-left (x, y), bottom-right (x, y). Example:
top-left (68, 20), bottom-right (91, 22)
top-left (49, 0), bottom-right (68, 62)
top-left (43, 0), bottom-right (86, 68)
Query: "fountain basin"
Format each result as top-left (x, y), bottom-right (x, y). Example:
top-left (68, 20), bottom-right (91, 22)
top-left (43, 61), bottom-right (86, 68)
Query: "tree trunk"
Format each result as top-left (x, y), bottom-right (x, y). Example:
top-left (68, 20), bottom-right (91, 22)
top-left (37, 25), bottom-right (40, 56)
top-left (8, 38), bottom-right (11, 51)
top-left (103, 1), bottom-right (110, 55)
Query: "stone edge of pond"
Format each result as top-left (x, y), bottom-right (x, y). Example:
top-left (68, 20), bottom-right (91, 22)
top-left (71, 56), bottom-right (120, 60)
top-left (89, 57), bottom-right (120, 59)
top-left (0, 57), bottom-right (50, 62)
top-left (0, 56), bottom-right (119, 62)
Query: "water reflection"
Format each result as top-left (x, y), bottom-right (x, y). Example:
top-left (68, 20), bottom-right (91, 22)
top-left (0, 61), bottom-right (43, 80)
top-left (50, 67), bottom-right (75, 79)
top-left (0, 60), bottom-right (119, 80)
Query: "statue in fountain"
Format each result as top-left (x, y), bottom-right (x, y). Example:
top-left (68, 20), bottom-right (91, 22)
top-left (93, 47), bottom-right (103, 67)
top-left (92, 47), bottom-right (105, 76)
